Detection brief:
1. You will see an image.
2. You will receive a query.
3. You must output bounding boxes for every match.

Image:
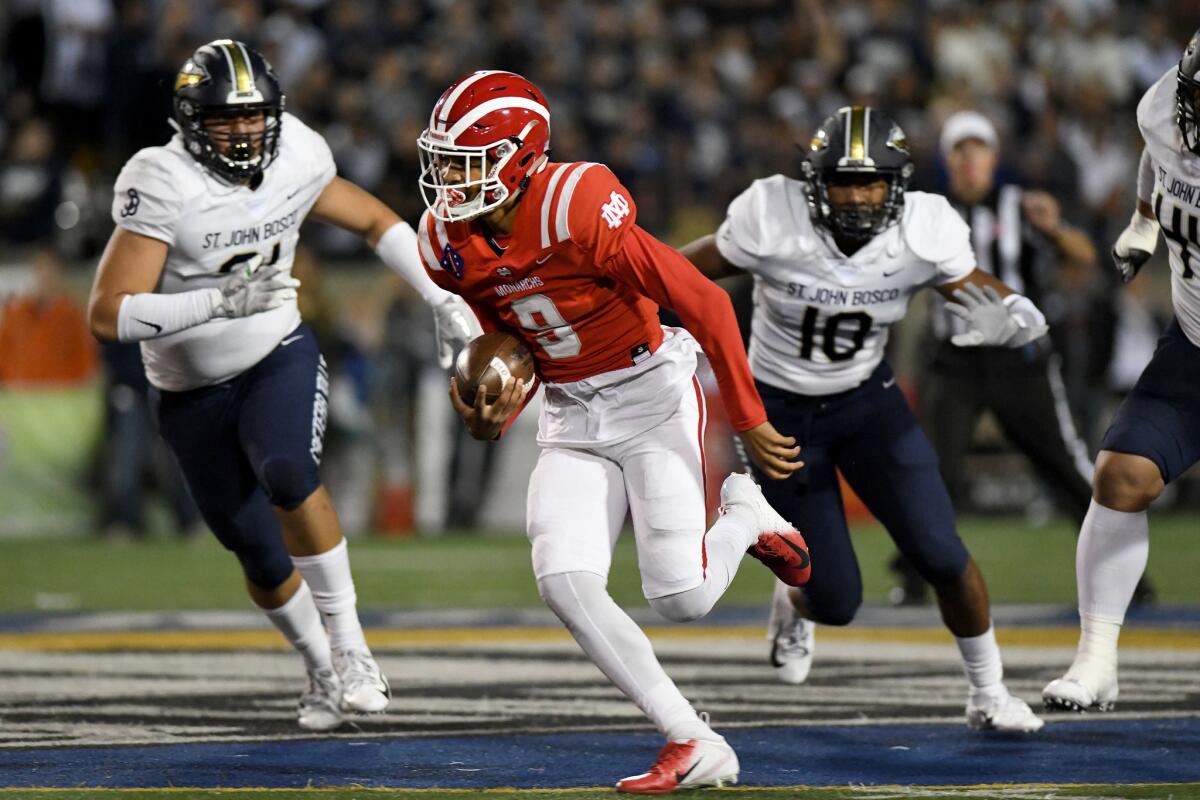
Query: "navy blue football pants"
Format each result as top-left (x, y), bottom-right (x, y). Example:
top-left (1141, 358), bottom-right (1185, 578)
top-left (151, 324), bottom-right (328, 590)
top-left (750, 362), bottom-right (970, 626)
top-left (1101, 318), bottom-right (1200, 483)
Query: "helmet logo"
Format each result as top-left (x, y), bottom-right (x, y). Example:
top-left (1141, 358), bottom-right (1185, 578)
top-left (175, 62), bottom-right (207, 91)
top-left (886, 124), bottom-right (909, 153)
top-left (445, 187), bottom-right (468, 207)
top-left (809, 129), bottom-right (829, 152)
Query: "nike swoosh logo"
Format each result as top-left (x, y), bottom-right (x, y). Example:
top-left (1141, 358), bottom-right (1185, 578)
top-left (882, 377), bottom-right (897, 389)
top-left (281, 334), bottom-right (303, 346)
top-left (676, 755), bottom-right (704, 783)
top-left (882, 268), bottom-right (902, 277)
top-left (536, 254), bottom-right (552, 265)
top-left (781, 537), bottom-right (810, 569)
top-left (135, 318), bottom-right (162, 333)
top-left (286, 188), bottom-right (302, 200)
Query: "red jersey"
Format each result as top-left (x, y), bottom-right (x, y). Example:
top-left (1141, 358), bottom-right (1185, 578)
top-left (418, 161), bottom-right (766, 432)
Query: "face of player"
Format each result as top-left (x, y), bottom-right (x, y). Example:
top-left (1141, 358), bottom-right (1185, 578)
top-left (438, 155), bottom-right (484, 202)
top-left (946, 138), bottom-right (997, 204)
top-left (203, 110), bottom-right (267, 160)
top-left (825, 174), bottom-right (889, 210)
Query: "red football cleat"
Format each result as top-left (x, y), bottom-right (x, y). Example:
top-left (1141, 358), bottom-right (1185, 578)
top-left (616, 739), bottom-right (739, 794)
top-left (719, 474), bottom-right (811, 586)
top-left (748, 529), bottom-right (811, 587)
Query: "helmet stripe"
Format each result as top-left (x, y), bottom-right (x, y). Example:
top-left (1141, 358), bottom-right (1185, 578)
top-left (215, 40), bottom-right (252, 95)
top-left (235, 41), bottom-right (256, 91)
top-left (554, 163), bottom-right (596, 243)
top-left (436, 70), bottom-right (504, 131)
top-left (539, 164), bottom-right (570, 248)
top-left (849, 106), bottom-right (866, 160)
top-left (446, 97), bottom-right (550, 140)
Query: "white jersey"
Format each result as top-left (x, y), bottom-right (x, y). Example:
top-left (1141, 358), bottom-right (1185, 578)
top-left (716, 175), bottom-right (975, 395)
top-left (1137, 67), bottom-right (1200, 348)
top-left (111, 112), bottom-right (336, 391)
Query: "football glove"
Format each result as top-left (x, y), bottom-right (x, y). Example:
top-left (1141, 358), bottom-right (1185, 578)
top-left (947, 283), bottom-right (1049, 347)
top-left (1112, 210), bottom-right (1160, 283)
top-left (432, 294), bottom-right (483, 369)
top-left (212, 255), bottom-right (301, 318)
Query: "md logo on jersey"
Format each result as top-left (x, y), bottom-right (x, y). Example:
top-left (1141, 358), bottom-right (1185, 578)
top-left (601, 191), bottom-right (630, 229)
top-left (440, 243), bottom-right (465, 279)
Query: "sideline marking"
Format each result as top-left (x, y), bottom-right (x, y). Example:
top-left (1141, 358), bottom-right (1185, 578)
top-left (0, 626), bottom-right (1198, 651)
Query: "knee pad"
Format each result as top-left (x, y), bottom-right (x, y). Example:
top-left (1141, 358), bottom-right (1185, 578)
top-left (907, 540), bottom-right (970, 589)
top-left (647, 590), bottom-right (712, 624)
top-left (802, 588), bottom-right (860, 627)
top-left (259, 455), bottom-right (320, 510)
top-left (236, 542), bottom-right (295, 591)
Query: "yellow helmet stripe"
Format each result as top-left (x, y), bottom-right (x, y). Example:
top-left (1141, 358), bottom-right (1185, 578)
top-left (217, 39), bottom-right (253, 94)
top-left (849, 105), bottom-right (866, 160)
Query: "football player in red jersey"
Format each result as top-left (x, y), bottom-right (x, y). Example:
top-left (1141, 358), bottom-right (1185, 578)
top-left (416, 70), bottom-right (806, 793)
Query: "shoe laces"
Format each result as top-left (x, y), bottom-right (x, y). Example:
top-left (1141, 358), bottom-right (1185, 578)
top-left (648, 741), bottom-right (696, 776)
top-left (301, 668), bottom-right (339, 706)
top-left (335, 649), bottom-right (382, 688)
top-left (775, 619), bottom-right (810, 659)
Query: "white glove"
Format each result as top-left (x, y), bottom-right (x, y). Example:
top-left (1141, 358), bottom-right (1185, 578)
top-left (212, 255), bottom-right (301, 318)
top-left (947, 283), bottom-right (1049, 347)
top-left (1112, 210), bottom-right (1160, 283)
top-left (432, 294), bottom-right (483, 369)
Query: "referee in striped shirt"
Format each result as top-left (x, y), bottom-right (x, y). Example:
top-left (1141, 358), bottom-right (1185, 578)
top-left (890, 111), bottom-right (1156, 606)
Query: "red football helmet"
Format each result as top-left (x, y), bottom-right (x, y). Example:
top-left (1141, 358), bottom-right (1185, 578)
top-left (418, 70), bottom-right (551, 222)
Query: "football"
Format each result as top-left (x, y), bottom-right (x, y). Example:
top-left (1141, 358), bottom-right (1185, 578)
top-left (454, 332), bottom-right (536, 405)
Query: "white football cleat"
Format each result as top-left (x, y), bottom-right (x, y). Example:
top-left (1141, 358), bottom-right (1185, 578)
top-left (1043, 657), bottom-right (1119, 712)
top-left (333, 648), bottom-right (391, 714)
top-left (616, 738), bottom-right (739, 794)
top-left (720, 473), bottom-right (811, 586)
top-left (298, 667), bottom-right (343, 732)
top-left (966, 689), bottom-right (1045, 733)
top-left (767, 579), bottom-right (814, 685)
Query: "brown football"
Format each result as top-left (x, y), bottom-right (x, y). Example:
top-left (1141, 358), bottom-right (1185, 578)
top-left (454, 331), bottom-right (536, 405)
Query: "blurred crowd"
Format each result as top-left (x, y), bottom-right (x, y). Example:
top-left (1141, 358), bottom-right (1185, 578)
top-left (2, 0), bottom-right (1199, 533)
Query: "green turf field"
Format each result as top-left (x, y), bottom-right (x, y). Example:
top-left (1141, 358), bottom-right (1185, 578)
top-left (3, 785), bottom-right (1200, 799)
top-left (0, 514), bottom-right (1196, 613)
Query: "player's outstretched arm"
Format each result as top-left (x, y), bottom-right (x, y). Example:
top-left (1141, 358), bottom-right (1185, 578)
top-left (678, 234), bottom-right (740, 280)
top-left (936, 269), bottom-right (1048, 348)
top-left (89, 228), bottom-right (300, 343)
top-left (1111, 149), bottom-right (1161, 284)
top-left (310, 177), bottom-right (480, 367)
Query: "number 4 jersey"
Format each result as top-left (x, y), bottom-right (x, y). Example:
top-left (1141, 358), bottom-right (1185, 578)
top-left (111, 112), bottom-right (335, 391)
top-left (1137, 66), bottom-right (1200, 349)
top-left (716, 175), bottom-right (975, 396)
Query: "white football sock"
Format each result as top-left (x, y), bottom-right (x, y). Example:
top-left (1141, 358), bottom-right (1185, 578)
top-left (538, 571), bottom-right (722, 744)
top-left (955, 624), bottom-right (1005, 697)
top-left (1077, 500), bottom-right (1149, 625)
top-left (261, 580), bottom-right (333, 672)
top-left (648, 512), bottom-right (753, 623)
top-left (291, 539), bottom-right (368, 653)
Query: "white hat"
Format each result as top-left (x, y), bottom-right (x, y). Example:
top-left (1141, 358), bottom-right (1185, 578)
top-left (939, 111), bottom-right (998, 157)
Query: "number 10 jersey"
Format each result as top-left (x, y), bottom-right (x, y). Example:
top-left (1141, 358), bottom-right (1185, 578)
top-left (716, 175), bottom-right (975, 396)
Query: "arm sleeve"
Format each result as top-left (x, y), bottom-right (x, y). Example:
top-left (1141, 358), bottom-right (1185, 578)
top-left (603, 225), bottom-right (767, 432)
top-left (374, 221), bottom-right (453, 305)
top-left (1137, 148), bottom-right (1155, 205)
top-left (112, 151), bottom-right (184, 246)
top-left (714, 182), bottom-right (764, 270)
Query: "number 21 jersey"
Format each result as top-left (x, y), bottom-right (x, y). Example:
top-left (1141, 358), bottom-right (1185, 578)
top-left (716, 175), bottom-right (975, 395)
top-left (110, 112), bottom-right (336, 391)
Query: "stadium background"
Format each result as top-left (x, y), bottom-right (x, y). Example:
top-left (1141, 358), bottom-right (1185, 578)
top-left (1, 2), bottom-right (1200, 797)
